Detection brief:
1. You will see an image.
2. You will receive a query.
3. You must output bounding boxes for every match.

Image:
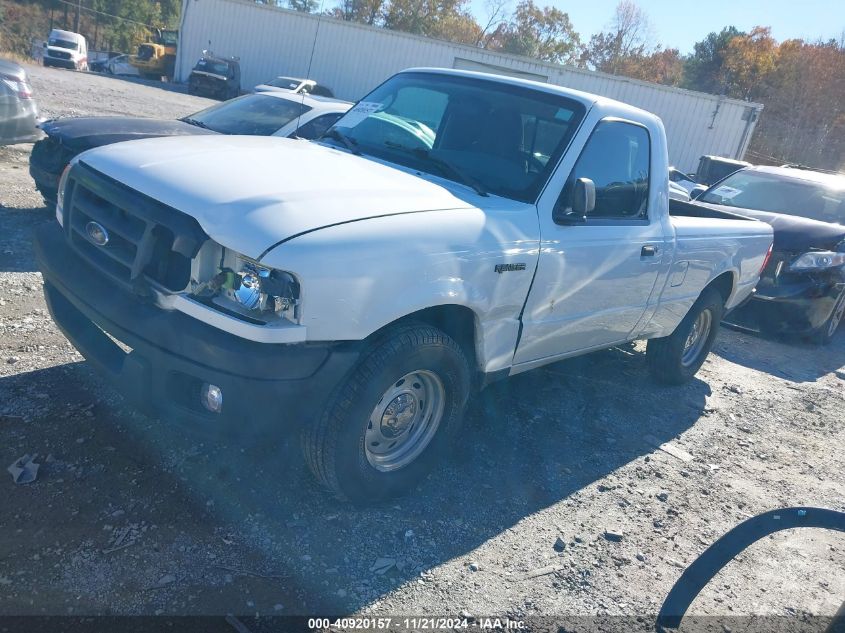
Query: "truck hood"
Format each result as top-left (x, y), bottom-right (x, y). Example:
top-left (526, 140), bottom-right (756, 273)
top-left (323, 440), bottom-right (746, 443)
top-left (42, 117), bottom-right (215, 152)
top-left (77, 135), bottom-right (478, 258)
top-left (694, 201), bottom-right (845, 252)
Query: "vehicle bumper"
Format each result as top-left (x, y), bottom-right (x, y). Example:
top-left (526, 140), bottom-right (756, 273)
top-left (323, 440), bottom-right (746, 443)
top-left (43, 57), bottom-right (78, 69)
top-left (0, 101), bottom-right (42, 146)
top-left (34, 222), bottom-right (360, 432)
top-left (724, 276), bottom-right (845, 334)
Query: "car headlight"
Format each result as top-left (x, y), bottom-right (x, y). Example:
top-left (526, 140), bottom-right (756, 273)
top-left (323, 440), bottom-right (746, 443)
top-left (788, 250), bottom-right (845, 271)
top-left (192, 254), bottom-right (300, 324)
top-left (56, 164), bottom-right (72, 226)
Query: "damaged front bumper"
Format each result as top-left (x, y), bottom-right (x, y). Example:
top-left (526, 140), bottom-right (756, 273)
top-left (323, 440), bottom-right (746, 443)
top-left (34, 222), bottom-right (359, 431)
top-left (724, 274), bottom-right (845, 335)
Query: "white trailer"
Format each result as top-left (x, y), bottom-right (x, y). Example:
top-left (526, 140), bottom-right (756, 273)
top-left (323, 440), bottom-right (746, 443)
top-left (176, 0), bottom-right (763, 173)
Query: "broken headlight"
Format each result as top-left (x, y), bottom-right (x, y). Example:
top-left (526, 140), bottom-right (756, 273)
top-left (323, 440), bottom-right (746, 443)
top-left (193, 256), bottom-right (300, 324)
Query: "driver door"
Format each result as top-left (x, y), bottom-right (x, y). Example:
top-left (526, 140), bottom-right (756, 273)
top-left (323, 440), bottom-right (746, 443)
top-left (513, 118), bottom-right (667, 365)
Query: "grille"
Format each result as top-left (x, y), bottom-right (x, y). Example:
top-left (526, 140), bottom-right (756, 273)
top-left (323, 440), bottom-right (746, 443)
top-left (50, 50), bottom-right (72, 60)
top-left (64, 163), bottom-right (207, 293)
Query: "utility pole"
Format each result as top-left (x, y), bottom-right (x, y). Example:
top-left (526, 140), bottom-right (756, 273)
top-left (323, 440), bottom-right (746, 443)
top-left (74, 0), bottom-right (81, 32)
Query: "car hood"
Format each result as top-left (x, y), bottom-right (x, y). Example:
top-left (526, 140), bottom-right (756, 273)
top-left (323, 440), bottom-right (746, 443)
top-left (77, 135), bottom-right (480, 259)
top-left (41, 117), bottom-right (215, 151)
top-left (694, 201), bottom-right (845, 251)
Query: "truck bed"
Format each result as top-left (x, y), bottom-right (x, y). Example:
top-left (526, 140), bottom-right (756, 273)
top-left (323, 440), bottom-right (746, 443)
top-left (669, 198), bottom-right (755, 222)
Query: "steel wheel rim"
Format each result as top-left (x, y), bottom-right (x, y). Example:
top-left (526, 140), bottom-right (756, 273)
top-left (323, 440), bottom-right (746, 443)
top-left (365, 370), bottom-right (446, 472)
top-left (682, 309), bottom-right (712, 367)
top-left (828, 294), bottom-right (845, 337)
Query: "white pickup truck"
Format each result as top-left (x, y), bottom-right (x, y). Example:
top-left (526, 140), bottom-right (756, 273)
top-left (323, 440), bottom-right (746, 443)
top-left (35, 68), bottom-right (773, 502)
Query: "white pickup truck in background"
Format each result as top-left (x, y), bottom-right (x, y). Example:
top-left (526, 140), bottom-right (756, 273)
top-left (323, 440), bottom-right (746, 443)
top-left (35, 68), bottom-right (773, 502)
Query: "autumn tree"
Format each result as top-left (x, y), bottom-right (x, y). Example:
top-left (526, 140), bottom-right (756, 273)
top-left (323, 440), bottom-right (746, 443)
top-left (288, 0), bottom-right (319, 12)
top-left (683, 26), bottom-right (743, 94)
top-left (720, 26), bottom-right (777, 100)
top-left (485, 0), bottom-right (580, 64)
top-left (581, 0), bottom-right (653, 73)
top-left (381, 0), bottom-right (475, 39)
top-left (328, 0), bottom-right (385, 24)
top-left (615, 47), bottom-right (684, 86)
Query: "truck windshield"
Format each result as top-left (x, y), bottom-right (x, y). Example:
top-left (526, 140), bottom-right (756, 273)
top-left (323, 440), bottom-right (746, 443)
top-left (195, 59), bottom-right (230, 76)
top-left (700, 170), bottom-right (845, 225)
top-left (48, 38), bottom-right (78, 50)
top-left (326, 71), bottom-right (585, 202)
top-left (183, 94), bottom-right (310, 136)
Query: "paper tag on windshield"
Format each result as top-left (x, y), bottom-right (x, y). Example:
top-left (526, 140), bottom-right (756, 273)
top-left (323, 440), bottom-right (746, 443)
top-left (338, 101), bottom-right (382, 127)
top-left (711, 185), bottom-right (742, 199)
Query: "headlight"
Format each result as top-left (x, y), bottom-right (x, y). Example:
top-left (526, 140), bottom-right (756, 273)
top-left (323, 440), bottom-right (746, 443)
top-left (56, 164), bottom-right (72, 227)
top-left (192, 254), bottom-right (300, 324)
top-left (788, 250), bottom-right (845, 271)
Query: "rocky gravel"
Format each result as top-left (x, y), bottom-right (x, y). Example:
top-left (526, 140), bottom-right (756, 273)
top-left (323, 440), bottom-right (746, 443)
top-left (0, 62), bottom-right (843, 630)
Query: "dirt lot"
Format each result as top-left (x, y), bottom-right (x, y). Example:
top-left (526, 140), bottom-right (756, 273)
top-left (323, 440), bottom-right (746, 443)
top-left (0, 63), bottom-right (843, 630)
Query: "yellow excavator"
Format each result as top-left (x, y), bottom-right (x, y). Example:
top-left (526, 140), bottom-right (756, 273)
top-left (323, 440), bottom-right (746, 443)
top-left (129, 29), bottom-right (178, 80)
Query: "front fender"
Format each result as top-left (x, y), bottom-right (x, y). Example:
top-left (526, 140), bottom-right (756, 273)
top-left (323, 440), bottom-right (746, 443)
top-left (262, 207), bottom-right (540, 372)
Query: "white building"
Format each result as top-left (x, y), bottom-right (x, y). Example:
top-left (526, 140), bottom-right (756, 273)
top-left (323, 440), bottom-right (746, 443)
top-left (176, 0), bottom-right (763, 172)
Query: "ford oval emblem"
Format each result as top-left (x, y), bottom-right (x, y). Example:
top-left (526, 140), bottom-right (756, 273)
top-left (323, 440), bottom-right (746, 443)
top-left (85, 221), bottom-right (109, 246)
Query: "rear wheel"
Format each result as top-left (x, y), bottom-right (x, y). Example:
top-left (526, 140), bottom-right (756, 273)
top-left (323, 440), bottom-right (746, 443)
top-left (810, 290), bottom-right (845, 345)
top-left (302, 323), bottom-right (471, 504)
top-left (647, 287), bottom-right (724, 385)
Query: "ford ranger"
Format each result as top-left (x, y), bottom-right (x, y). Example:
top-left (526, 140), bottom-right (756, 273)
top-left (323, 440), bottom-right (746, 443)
top-left (34, 69), bottom-right (773, 502)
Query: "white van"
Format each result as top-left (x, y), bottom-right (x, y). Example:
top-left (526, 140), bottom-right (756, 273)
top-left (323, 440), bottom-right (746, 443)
top-left (43, 29), bottom-right (88, 71)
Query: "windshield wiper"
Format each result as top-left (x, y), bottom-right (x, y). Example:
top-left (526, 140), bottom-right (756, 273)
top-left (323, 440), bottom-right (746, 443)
top-left (385, 142), bottom-right (488, 197)
top-left (322, 128), bottom-right (361, 155)
top-left (180, 117), bottom-right (212, 130)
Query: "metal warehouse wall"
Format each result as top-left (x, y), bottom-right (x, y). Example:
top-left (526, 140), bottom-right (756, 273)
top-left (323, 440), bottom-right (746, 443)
top-left (177, 0), bottom-right (763, 173)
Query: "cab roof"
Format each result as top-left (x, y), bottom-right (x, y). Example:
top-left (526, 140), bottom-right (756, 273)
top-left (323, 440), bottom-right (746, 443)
top-left (402, 67), bottom-right (660, 124)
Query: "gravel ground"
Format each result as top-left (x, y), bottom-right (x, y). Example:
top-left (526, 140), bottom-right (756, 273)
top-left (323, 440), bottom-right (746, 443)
top-left (0, 62), bottom-right (843, 630)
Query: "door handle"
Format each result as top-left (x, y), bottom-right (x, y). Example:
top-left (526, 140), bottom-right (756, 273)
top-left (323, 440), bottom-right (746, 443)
top-left (641, 245), bottom-right (658, 257)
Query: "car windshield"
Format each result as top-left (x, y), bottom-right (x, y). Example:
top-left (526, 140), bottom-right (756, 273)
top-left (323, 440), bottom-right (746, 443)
top-left (326, 71), bottom-right (585, 202)
top-left (49, 37), bottom-right (78, 50)
top-left (268, 77), bottom-right (303, 90)
top-left (184, 94), bottom-right (310, 135)
top-left (195, 59), bottom-right (230, 76)
top-left (700, 170), bottom-right (845, 224)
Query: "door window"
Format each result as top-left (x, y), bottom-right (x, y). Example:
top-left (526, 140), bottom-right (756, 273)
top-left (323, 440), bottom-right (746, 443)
top-left (559, 120), bottom-right (651, 219)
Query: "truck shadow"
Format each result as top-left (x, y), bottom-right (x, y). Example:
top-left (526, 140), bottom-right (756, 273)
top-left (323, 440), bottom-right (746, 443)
top-left (0, 202), bottom-right (52, 273)
top-left (0, 343), bottom-right (710, 615)
top-left (712, 326), bottom-right (845, 383)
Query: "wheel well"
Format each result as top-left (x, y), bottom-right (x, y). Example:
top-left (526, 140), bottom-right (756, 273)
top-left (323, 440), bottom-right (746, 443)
top-left (393, 305), bottom-right (479, 369)
top-left (707, 271), bottom-right (735, 305)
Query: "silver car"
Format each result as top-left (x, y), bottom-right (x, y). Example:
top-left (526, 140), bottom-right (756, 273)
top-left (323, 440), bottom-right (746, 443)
top-left (0, 59), bottom-right (41, 145)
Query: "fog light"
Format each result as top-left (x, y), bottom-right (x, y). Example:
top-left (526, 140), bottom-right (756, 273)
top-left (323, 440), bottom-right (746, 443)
top-left (201, 383), bottom-right (223, 413)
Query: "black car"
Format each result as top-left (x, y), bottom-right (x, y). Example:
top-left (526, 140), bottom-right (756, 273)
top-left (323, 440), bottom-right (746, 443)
top-left (695, 165), bottom-right (845, 344)
top-left (29, 91), bottom-right (351, 203)
top-left (188, 54), bottom-right (240, 100)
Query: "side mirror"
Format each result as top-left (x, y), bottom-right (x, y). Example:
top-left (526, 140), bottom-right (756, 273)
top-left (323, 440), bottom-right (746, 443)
top-left (573, 177), bottom-right (596, 215)
top-left (553, 177), bottom-right (595, 225)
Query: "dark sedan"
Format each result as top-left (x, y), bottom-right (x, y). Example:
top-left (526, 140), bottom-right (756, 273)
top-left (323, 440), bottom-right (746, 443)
top-left (29, 91), bottom-right (351, 204)
top-left (695, 165), bottom-right (845, 344)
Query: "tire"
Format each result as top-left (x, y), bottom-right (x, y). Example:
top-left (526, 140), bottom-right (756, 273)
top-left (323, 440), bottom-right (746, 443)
top-left (302, 323), bottom-right (471, 504)
top-left (647, 287), bottom-right (724, 385)
top-left (810, 290), bottom-right (845, 345)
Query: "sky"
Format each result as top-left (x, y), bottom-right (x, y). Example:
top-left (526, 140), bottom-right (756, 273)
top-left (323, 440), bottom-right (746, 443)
top-left (468, 0), bottom-right (845, 54)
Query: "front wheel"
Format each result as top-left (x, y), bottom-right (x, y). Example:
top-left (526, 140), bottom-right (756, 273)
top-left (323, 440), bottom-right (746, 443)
top-left (810, 290), bottom-right (845, 345)
top-left (647, 287), bottom-right (724, 385)
top-left (302, 323), bottom-right (471, 504)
